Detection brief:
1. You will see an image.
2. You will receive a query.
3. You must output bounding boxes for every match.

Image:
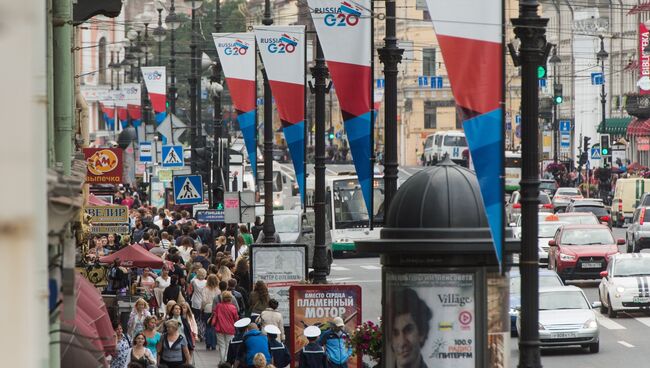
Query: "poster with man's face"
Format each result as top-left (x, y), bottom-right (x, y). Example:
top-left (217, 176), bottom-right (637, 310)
top-left (385, 272), bottom-right (476, 368)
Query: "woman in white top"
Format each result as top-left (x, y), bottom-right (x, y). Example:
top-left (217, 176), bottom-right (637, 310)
top-left (201, 274), bottom-right (221, 349)
top-left (127, 298), bottom-right (151, 338)
top-left (154, 268), bottom-right (171, 314)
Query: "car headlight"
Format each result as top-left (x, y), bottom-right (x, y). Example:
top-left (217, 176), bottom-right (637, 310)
top-left (538, 322), bottom-right (545, 331)
top-left (616, 286), bottom-right (625, 293)
top-left (582, 319), bottom-right (598, 329)
top-left (559, 253), bottom-right (576, 261)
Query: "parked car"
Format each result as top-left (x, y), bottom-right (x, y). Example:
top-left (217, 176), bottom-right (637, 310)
top-left (598, 253), bottom-right (650, 318)
top-left (552, 187), bottom-right (583, 212)
top-left (556, 212), bottom-right (600, 225)
top-left (517, 286), bottom-right (599, 353)
top-left (565, 199), bottom-right (612, 228)
top-left (547, 224), bottom-right (621, 282)
top-left (539, 179), bottom-right (558, 198)
top-left (637, 192), bottom-right (650, 209)
top-left (538, 221), bottom-right (569, 267)
top-left (506, 191), bottom-right (553, 223)
top-left (625, 206), bottom-right (650, 253)
top-left (611, 178), bottom-right (650, 227)
top-left (509, 269), bottom-right (564, 336)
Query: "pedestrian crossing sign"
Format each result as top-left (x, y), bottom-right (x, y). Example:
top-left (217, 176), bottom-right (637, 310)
top-left (161, 145), bottom-right (184, 168)
top-left (173, 175), bottom-right (203, 204)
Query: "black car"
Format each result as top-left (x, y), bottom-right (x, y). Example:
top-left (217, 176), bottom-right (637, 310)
top-left (565, 199), bottom-right (612, 228)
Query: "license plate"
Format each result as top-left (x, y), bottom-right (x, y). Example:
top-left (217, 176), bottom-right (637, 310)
top-left (633, 296), bottom-right (650, 303)
top-left (550, 332), bottom-right (577, 339)
top-left (582, 262), bottom-right (601, 268)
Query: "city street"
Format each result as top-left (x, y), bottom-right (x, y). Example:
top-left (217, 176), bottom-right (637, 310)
top-left (328, 228), bottom-right (650, 368)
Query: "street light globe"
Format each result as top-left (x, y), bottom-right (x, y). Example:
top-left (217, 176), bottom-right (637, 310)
top-left (127, 29), bottom-right (138, 41)
top-left (165, 11), bottom-right (181, 30)
top-left (184, 0), bottom-right (203, 9)
top-left (152, 25), bottom-right (167, 42)
top-left (155, 0), bottom-right (166, 11)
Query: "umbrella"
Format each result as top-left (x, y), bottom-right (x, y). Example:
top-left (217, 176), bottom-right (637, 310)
top-left (88, 194), bottom-right (113, 206)
top-left (99, 243), bottom-right (167, 269)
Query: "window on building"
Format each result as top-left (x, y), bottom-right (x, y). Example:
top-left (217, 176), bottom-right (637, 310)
top-left (456, 109), bottom-right (463, 129)
top-left (422, 48), bottom-right (436, 76)
top-left (424, 101), bottom-right (436, 129)
top-left (98, 37), bottom-right (107, 84)
top-left (415, 0), bottom-right (431, 20)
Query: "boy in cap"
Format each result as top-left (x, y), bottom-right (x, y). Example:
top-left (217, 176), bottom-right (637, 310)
top-left (264, 325), bottom-right (291, 368)
top-left (299, 326), bottom-right (327, 368)
top-left (227, 317), bottom-right (251, 364)
top-left (235, 323), bottom-right (271, 368)
top-left (319, 317), bottom-right (353, 368)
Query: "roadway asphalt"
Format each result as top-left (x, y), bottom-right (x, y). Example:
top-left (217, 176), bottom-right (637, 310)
top-left (328, 226), bottom-right (650, 368)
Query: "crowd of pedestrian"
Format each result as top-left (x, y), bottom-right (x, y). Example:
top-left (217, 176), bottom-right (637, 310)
top-left (94, 190), bottom-right (352, 368)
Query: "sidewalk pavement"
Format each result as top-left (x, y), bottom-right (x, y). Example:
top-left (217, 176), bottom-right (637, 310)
top-left (193, 343), bottom-right (217, 368)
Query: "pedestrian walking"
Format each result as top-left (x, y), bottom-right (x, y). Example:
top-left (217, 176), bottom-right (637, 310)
top-left (111, 321), bottom-right (131, 368)
top-left (234, 323), bottom-right (271, 368)
top-left (190, 268), bottom-right (208, 338)
top-left (180, 301), bottom-right (199, 348)
top-left (264, 325), bottom-right (291, 368)
top-left (227, 318), bottom-right (252, 365)
top-left (257, 299), bottom-right (284, 341)
top-left (163, 275), bottom-right (185, 305)
top-left (127, 298), bottom-right (151, 339)
top-left (319, 317), bottom-right (353, 368)
top-left (249, 281), bottom-right (271, 315)
top-left (157, 320), bottom-right (192, 368)
top-left (202, 274), bottom-right (221, 350)
top-left (142, 316), bottom-right (161, 360)
top-left (123, 332), bottom-right (157, 367)
top-left (253, 352), bottom-right (268, 368)
top-left (164, 303), bottom-right (195, 353)
top-left (298, 326), bottom-right (327, 368)
top-left (212, 291), bottom-right (240, 364)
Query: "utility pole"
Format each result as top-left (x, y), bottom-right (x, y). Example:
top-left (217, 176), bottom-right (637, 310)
top-left (377, 0), bottom-right (403, 214)
top-left (189, 0), bottom-right (198, 174)
top-left (212, 0), bottom-right (225, 207)
top-left (511, 1), bottom-right (547, 367)
top-left (550, 45), bottom-right (559, 163)
top-left (311, 39), bottom-right (329, 283)
top-left (597, 35), bottom-right (608, 168)
top-left (262, 0), bottom-right (276, 243)
top-left (168, 0), bottom-right (177, 114)
top-left (53, 0), bottom-right (73, 175)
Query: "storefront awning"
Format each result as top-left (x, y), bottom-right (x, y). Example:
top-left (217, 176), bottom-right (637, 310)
top-left (627, 118), bottom-right (650, 136)
top-left (598, 117), bottom-right (632, 134)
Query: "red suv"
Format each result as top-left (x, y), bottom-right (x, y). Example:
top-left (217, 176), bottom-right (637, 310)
top-left (548, 224), bottom-right (621, 282)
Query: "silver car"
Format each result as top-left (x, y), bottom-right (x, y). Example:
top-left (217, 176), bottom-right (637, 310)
top-left (516, 286), bottom-right (599, 353)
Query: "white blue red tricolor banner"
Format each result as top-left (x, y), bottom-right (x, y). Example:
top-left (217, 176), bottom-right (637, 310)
top-left (425, 0), bottom-right (505, 267)
top-left (213, 33), bottom-right (258, 179)
top-left (122, 83), bottom-right (141, 128)
top-left (99, 101), bottom-right (115, 130)
top-left (255, 25), bottom-right (306, 204)
top-left (141, 66), bottom-right (167, 125)
top-left (308, 0), bottom-right (374, 213)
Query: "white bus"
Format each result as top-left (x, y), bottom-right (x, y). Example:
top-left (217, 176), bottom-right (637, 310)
top-left (307, 174), bottom-right (385, 254)
top-left (422, 130), bottom-right (468, 166)
top-left (505, 151), bottom-right (522, 193)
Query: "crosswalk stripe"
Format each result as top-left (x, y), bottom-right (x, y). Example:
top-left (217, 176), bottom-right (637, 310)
top-left (360, 265), bottom-right (381, 270)
top-left (595, 313), bottom-right (626, 330)
top-left (330, 266), bottom-right (350, 271)
top-left (634, 317), bottom-right (650, 328)
top-left (618, 341), bottom-right (635, 348)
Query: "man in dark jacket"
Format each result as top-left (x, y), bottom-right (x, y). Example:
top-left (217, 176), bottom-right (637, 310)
top-left (227, 317), bottom-right (251, 364)
top-left (235, 323), bottom-right (271, 368)
top-left (299, 326), bottom-right (327, 368)
top-left (265, 325), bottom-right (291, 368)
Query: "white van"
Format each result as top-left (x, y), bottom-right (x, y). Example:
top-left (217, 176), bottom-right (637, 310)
top-left (422, 131), bottom-right (468, 166)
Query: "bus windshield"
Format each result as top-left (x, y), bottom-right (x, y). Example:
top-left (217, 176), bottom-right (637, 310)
top-left (332, 178), bottom-right (385, 229)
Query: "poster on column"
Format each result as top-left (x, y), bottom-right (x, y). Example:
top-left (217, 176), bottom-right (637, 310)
top-left (384, 272), bottom-right (477, 368)
top-left (289, 284), bottom-right (362, 368)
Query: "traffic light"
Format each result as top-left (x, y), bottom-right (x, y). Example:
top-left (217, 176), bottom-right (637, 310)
top-left (328, 126), bottom-right (335, 142)
top-left (537, 65), bottom-right (547, 79)
top-left (583, 136), bottom-right (591, 153)
top-left (553, 83), bottom-right (563, 104)
top-left (579, 152), bottom-right (588, 166)
top-left (600, 134), bottom-right (611, 156)
top-left (193, 146), bottom-right (212, 179)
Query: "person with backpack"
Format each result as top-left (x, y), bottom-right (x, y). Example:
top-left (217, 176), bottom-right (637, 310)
top-left (318, 317), bottom-right (353, 368)
top-left (234, 323), bottom-right (271, 368)
top-left (256, 299), bottom-right (284, 342)
top-left (264, 325), bottom-right (291, 368)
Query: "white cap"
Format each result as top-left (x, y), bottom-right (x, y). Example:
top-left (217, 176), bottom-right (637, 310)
top-left (333, 317), bottom-right (345, 327)
top-left (234, 318), bottom-right (251, 328)
top-left (304, 325), bottom-right (321, 338)
top-left (264, 325), bottom-right (282, 335)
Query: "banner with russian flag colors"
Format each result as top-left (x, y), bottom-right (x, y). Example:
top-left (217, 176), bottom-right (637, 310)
top-left (425, 0), bottom-right (505, 267)
top-left (141, 66), bottom-right (167, 125)
top-left (122, 83), bottom-right (142, 128)
top-left (113, 89), bottom-right (129, 129)
top-left (99, 101), bottom-right (115, 131)
top-left (307, 0), bottom-right (374, 214)
top-left (255, 25), bottom-right (306, 204)
top-left (213, 32), bottom-right (258, 179)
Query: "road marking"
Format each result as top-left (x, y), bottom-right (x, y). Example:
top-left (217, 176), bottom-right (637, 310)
top-left (330, 266), bottom-right (350, 271)
top-left (360, 265), bottom-right (381, 270)
top-left (595, 313), bottom-right (626, 330)
top-left (618, 340), bottom-right (635, 348)
top-left (635, 317), bottom-right (650, 328)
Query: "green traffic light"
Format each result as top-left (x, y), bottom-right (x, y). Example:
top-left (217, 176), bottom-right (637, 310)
top-left (602, 148), bottom-right (609, 155)
top-left (554, 96), bottom-right (563, 104)
top-left (537, 65), bottom-right (546, 79)
top-left (328, 133), bottom-right (335, 140)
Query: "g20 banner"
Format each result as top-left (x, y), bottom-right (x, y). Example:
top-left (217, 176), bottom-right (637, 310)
top-left (83, 148), bottom-right (123, 184)
top-left (424, 0), bottom-right (505, 268)
top-left (255, 25), bottom-right (306, 204)
top-left (141, 66), bottom-right (167, 124)
top-left (307, 0), bottom-right (374, 215)
top-left (213, 32), bottom-right (258, 179)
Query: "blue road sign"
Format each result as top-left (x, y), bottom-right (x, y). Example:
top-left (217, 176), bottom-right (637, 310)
top-left (173, 175), bottom-right (203, 204)
top-left (591, 147), bottom-right (601, 160)
top-left (515, 115), bottom-right (521, 125)
top-left (196, 209), bottom-right (225, 223)
top-left (538, 79), bottom-right (547, 88)
top-left (559, 120), bottom-right (571, 132)
top-left (560, 132), bottom-right (571, 148)
top-left (591, 72), bottom-right (604, 85)
top-left (161, 145), bottom-right (184, 168)
top-left (139, 141), bottom-right (152, 163)
top-left (516, 124), bottom-right (521, 138)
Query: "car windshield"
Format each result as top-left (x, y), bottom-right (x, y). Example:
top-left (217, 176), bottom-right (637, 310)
top-left (561, 228), bottom-right (614, 245)
top-left (273, 214), bottom-right (300, 233)
top-left (539, 290), bottom-right (589, 310)
top-left (558, 214), bottom-right (599, 225)
top-left (511, 275), bottom-right (563, 294)
top-left (571, 206), bottom-right (608, 217)
top-left (539, 222), bottom-right (566, 237)
top-left (557, 188), bottom-right (581, 196)
top-left (333, 178), bottom-right (385, 228)
top-left (540, 182), bottom-right (556, 190)
top-left (614, 258), bottom-right (650, 277)
top-left (443, 135), bottom-right (467, 146)
top-left (538, 193), bottom-right (551, 204)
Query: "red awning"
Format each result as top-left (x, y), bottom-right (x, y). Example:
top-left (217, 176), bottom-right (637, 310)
top-left (61, 274), bottom-right (115, 366)
top-left (627, 118), bottom-right (650, 136)
top-left (87, 193), bottom-right (113, 206)
top-left (99, 243), bottom-right (168, 268)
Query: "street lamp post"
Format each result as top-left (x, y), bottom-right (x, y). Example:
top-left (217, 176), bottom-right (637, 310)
top-left (597, 35), bottom-right (608, 167)
top-left (188, 0), bottom-right (203, 174)
top-left (377, 0), bottom-right (403, 215)
top-left (212, 0), bottom-right (225, 207)
top-left (152, 0), bottom-right (166, 66)
top-left (262, 0), bottom-right (276, 243)
top-left (165, 0), bottom-right (181, 114)
top-left (549, 45), bottom-right (560, 163)
top-left (511, 1), bottom-right (547, 367)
